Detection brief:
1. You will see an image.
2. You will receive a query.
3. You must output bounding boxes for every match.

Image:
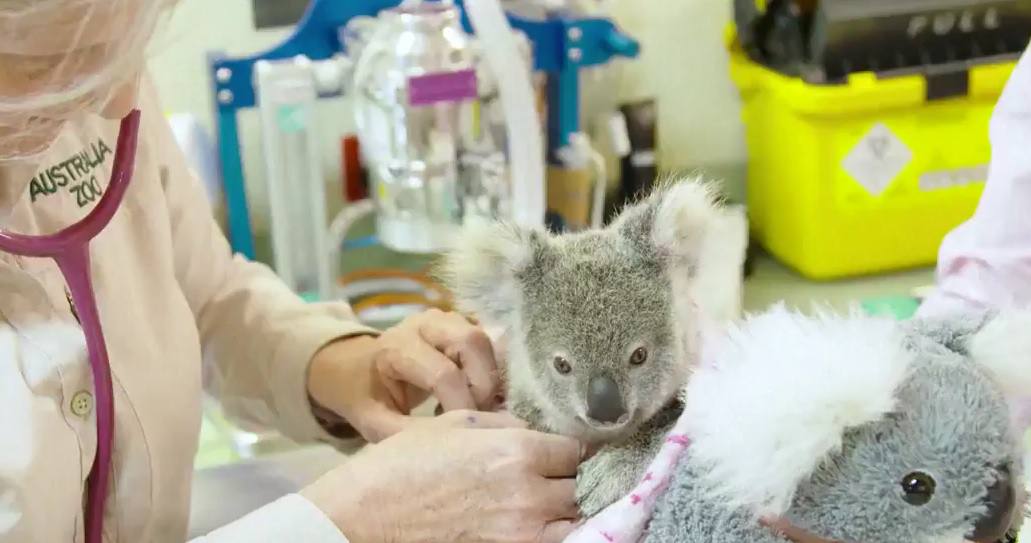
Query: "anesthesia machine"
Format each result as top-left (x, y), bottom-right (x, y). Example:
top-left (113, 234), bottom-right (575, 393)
top-left (207, 0), bottom-right (639, 303)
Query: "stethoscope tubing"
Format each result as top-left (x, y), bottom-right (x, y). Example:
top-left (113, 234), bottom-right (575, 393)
top-left (0, 110), bottom-right (141, 543)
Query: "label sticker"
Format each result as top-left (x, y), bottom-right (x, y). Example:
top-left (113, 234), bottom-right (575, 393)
top-left (408, 69), bottom-right (477, 107)
top-left (919, 165), bottom-right (988, 191)
top-left (842, 123), bottom-right (913, 196)
top-left (276, 105), bottom-right (307, 133)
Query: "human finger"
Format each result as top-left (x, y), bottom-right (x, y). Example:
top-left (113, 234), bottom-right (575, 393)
top-left (538, 519), bottom-right (579, 543)
top-left (349, 400), bottom-right (417, 442)
top-left (519, 431), bottom-right (583, 478)
top-left (434, 409), bottom-right (528, 430)
top-left (582, 442), bottom-right (603, 460)
top-left (418, 313), bottom-right (500, 410)
top-left (535, 478), bottom-right (580, 520)
top-left (375, 341), bottom-right (477, 412)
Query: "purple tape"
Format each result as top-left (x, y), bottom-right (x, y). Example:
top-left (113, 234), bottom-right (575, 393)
top-left (408, 69), bottom-right (478, 106)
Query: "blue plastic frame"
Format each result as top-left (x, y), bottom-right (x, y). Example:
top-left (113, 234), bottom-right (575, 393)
top-left (209, 0), bottom-right (639, 259)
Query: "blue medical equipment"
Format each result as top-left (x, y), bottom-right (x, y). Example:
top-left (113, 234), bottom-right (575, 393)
top-left (207, 0), bottom-right (639, 259)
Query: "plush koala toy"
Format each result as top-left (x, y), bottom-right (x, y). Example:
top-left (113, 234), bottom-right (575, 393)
top-left (439, 178), bottom-right (722, 515)
top-left (644, 306), bottom-right (1030, 543)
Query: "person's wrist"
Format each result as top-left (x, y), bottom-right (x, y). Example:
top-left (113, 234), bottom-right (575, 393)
top-left (300, 456), bottom-right (386, 543)
top-left (310, 397), bottom-right (360, 440)
top-left (307, 335), bottom-right (380, 429)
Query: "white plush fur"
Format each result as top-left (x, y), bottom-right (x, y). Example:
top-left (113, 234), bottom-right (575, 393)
top-left (449, 222), bottom-right (536, 280)
top-left (688, 204), bottom-right (748, 323)
top-left (683, 305), bottom-right (914, 517)
top-left (924, 530), bottom-right (973, 543)
top-left (968, 309), bottom-right (1031, 401)
top-left (651, 177), bottom-right (722, 266)
top-left (649, 178), bottom-right (723, 369)
top-left (440, 222), bottom-right (542, 325)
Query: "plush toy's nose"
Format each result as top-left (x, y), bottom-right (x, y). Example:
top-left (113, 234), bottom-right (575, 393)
top-left (586, 375), bottom-right (627, 425)
top-left (967, 465), bottom-right (1015, 543)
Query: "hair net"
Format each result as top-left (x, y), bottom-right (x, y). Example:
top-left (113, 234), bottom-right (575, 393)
top-left (0, 0), bottom-right (172, 161)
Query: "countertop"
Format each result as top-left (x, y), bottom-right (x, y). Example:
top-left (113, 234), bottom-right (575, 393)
top-left (188, 444), bottom-right (349, 538)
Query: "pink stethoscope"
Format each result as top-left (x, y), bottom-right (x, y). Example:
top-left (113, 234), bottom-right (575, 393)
top-left (0, 110), bottom-right (141, 543)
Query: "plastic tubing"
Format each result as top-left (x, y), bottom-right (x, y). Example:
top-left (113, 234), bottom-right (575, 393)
top-left (463, 0), bottom-right (546, 229)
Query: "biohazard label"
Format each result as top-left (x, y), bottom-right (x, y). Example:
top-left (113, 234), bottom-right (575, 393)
top-left (842, 123), bottom-right (912, 196)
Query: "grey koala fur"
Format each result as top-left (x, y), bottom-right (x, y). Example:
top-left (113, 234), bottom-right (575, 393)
top-left (645, 309), bottom-right (1026, 543)
top-left (439, 178), bottom-right (722, 515)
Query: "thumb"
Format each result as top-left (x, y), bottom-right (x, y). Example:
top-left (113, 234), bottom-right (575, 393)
top-left (435, 410), bottom-right (528, 429)
top-left (351, 402), bottom-right (417, 442)
top-left (538, 519), bottom-right (578, 543)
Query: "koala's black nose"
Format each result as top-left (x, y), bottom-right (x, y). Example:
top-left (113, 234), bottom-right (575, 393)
top-left (967, 465), bottom-right (1016, 543)
top-left (586, 375), bottom-right (627, 425)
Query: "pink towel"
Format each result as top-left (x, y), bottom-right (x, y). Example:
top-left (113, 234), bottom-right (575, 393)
top-left (564, 315), bottom-right (725, 543)
top-left (563, 410), bottom-right (693, 543)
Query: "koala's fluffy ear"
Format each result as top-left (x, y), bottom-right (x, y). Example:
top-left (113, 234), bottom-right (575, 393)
top-left (967, 309), bottom-right (1031, 400)
top-left (437, 222), bottom-right (551, 325)
top-left (611, 176), bottom-right (722, 276)
top-left (683, 305), bottom-right (912, 518)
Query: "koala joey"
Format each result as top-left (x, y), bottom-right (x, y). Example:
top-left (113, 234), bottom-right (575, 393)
top-left (439, 178), bottom-right (723, 515)
top-left (646, 307), bottom-right (1030, 543)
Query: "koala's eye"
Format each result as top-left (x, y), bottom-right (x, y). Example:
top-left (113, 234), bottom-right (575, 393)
top-left (553, 356), bottom-right (572, 375)
top-left (900, 471), bottom-right (936, 506)
top-left (629, 347), bottom-right (648, 366)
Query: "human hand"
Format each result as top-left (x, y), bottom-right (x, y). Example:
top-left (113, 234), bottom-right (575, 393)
top-left (300, 410), bottom-right (584, 543)
top-left (308, 309), bottom-right (501, 442)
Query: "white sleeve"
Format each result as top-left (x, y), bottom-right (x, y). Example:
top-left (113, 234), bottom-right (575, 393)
top-left (188, 494), bottom-right (349, 543)
top-left (918, 46), bottom-right (1031, 317)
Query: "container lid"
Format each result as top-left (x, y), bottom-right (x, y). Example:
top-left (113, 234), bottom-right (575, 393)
top-left (735, 0), bottom-right (1031, 85)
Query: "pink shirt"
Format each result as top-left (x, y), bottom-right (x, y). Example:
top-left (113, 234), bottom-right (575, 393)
top-left (919, 46), bottom-right (1031, 317)
top-left (563, 412), bottom-right (691, 543)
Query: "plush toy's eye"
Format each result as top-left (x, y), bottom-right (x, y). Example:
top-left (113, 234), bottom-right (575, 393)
top-left (553, 356), bottom-right (572, 375)
top-left (629, 347), bottom-right (648, 366)
top-left (900, 471), bottom-right (936, 506)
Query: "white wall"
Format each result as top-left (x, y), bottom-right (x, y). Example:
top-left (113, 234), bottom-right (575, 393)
top-left (150, 1), bottom-right (289, 229)
top-left (609, 0), bottom-right (745, 170)
top-left (149, 2), bottom-right (287, 135)
top-left (147, 0), bottom-right (748, 228)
